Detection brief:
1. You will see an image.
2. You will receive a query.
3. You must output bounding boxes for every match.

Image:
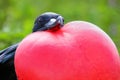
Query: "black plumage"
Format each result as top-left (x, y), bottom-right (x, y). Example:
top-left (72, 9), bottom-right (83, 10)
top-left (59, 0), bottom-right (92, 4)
top-left (0, 12), bottom-right (64, 80)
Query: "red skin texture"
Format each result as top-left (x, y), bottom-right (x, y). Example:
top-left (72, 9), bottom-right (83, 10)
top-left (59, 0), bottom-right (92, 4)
top-left (15, 21), bottom-right (120, 80)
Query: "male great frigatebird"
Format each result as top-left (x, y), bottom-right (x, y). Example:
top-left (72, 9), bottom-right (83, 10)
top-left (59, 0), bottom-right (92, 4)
top-left (0, 12), bottom-right (64, 80)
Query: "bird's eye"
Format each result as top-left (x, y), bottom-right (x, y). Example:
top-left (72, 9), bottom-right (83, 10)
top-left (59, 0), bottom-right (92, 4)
top-left (38, 18), bottom-right (43, 22)
top-left (38, 17), bottom-right (50, 23)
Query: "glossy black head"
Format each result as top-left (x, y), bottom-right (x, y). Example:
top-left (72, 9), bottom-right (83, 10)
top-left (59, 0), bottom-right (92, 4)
top-left (32, 12), bottom-right (64, 32)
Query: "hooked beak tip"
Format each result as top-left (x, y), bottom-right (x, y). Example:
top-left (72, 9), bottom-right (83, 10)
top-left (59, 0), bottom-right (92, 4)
top-left (57, 16), bottom-right (64, 27)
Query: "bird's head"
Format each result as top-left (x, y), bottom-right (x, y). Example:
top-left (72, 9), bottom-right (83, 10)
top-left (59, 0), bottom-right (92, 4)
top-left (32, 12), bottom-right (64, 32)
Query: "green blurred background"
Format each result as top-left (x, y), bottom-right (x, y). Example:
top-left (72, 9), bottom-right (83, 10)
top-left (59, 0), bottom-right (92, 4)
top-left (0, 0), bottom-right (120, 53)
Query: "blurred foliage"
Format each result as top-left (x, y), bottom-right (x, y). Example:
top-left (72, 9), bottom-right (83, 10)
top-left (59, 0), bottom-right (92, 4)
top-left (0, 0), bottom-right (120, 53)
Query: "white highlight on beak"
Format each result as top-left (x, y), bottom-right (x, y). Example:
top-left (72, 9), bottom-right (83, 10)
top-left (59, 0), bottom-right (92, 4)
top-left (50, 18), bottom-right (57, 23)
top-left (46, 18), bottom-right (57, 28)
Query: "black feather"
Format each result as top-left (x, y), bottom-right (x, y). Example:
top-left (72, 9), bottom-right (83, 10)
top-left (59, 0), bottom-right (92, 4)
top-left (0, 44), bottom-right (18, 80)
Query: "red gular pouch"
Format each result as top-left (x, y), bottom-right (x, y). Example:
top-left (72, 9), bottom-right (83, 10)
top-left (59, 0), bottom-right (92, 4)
top-left (15, 21), bottom-right (120, 80)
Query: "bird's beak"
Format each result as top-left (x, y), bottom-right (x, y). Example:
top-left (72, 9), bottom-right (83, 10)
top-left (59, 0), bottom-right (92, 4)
top-left (45, 16), bottom-right (64, 29)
